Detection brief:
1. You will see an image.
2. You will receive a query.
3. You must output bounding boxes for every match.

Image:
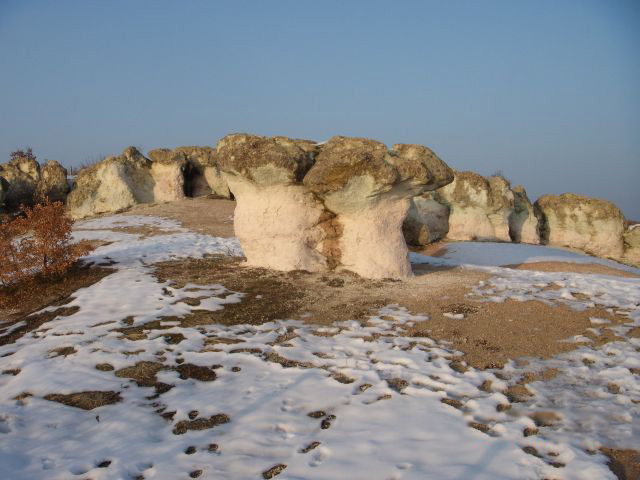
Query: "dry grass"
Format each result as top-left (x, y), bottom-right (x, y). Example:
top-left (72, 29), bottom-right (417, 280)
top-left (43, 391), bottom-right (122, 410)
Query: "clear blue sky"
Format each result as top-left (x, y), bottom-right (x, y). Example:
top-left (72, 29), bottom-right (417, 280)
top-left (1, 0), bottom-right (638, 218)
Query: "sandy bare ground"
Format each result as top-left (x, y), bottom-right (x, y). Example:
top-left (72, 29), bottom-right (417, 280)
top-left (123, 196), bottom-right (236, 237)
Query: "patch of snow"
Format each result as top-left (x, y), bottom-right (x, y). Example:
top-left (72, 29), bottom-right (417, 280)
top-left (411, 241), bottom-right (640, 275)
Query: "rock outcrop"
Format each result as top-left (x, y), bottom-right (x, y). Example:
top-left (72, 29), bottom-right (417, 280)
top-left (535, 193), bottom-right (626, 259)
top-left (435, 172), bottom-right (515, 242)
top-left (174, 146), bottom-right (230, 198)
top-left (67, 147), bottom-right (157, 219)
top-left (509, 185), bottom-right (540, 244)
top-left (217, 134), bottom-right (453, 279)
top-left (403, 173), bottom-right (543, 246)
top-left (147, 148), bottom-right (188, 203)
top-left (623, 225), bottom-right (640, 266)
top-left (0, 153), bottom-right (41, 207)
top-left (67, 145), bottom-right (232, 219)
top-left (403, 193), bottom-right (450, 246)
top-left (1, 153), bottom-right (70, 207)
top-left (38, 160), bottom-right (70, 202)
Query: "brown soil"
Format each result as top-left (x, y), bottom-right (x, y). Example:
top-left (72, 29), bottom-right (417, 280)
top-left (124, 197), bottom-right (236, 237)
top-left (0, 264), bottom-right (113, 346)
top-left (43, 391), bottom-right (122, 410)
top-left (602, 448), bottom-right (640, 480)
top-left (505, 261), bottom-right (639, 278)
top-left (152, 256), bottom-right (631, 369)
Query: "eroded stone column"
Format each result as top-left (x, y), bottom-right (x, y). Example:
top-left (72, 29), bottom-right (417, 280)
top-left (217, 134), bottom-right (454, 279)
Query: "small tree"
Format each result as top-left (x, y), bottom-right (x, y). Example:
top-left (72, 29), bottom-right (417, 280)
top-left (0, 199), bottom-right (89, 290)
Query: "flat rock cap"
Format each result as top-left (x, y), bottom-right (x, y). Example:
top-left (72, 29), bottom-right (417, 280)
top-left (390, 144), bottom-right (453, 191)
top-left (217, 133), bottom-right (315, 185)
top-left (303, 136), bottom-right (398, 194)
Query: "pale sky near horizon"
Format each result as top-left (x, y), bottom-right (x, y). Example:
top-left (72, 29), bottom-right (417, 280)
top-left (1, 0), bottom-right (639, 218)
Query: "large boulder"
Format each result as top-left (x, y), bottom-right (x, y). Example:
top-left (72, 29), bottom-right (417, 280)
top-left (67, 147), bottom-right (158, 219)
top-left (436, 172), bottom-right (515, 242)
top-left (535, 193), bottom-right (625, 259)
top-left (38, 160), bottom-right (69, 202)
top-left (217, 134), bottom-right (453, 279)
top-left (403, 192), bottom-right (450, 246)
top-left (508, 185), bottom-right (540, 244)
top-left (0, 153), bottom-right (41, 207)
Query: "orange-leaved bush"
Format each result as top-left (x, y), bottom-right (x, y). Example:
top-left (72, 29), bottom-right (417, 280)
top-left (0, 199), bottom-right (90, 289)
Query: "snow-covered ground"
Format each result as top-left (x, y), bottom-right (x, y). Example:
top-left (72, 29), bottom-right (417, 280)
top-left (0, 215), bottom-right (638, 480)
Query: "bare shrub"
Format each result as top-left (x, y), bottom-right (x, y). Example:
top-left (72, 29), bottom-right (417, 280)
top-left (0, 199), bottom-right (90, 300)
top-left (10, 147), bottom-right (37, 163)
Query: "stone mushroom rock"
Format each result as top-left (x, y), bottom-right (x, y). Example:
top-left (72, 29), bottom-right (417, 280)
top-left (508, 185), bottom-right (540, 244)
top-left (147, 148), bottom-right (187, 203)
top-left (217, 133), bottom-right (326, 272)
top-left (174, 146), bottom-right (231, 198)
top-left (0, 154), bottom-right (41, 207)
top-left (436, 171), bottom-right (515, 242)
top-left (623, 225), bottom-right (640, 267)
top-left (218, 133), bottom-right (454, 279)
top-left (38, 160), bottom-right (70, 203)
top-left (67, 147), bottom-right (156, 219)
top-left (534, 193), bottom-right (625, 259)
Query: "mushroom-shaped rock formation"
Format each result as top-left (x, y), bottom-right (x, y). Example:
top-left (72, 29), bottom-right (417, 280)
top-left (435, 172), bottom-right (516, 242)
top-left (217, 134), bottom-right (454, 279)
top-left (217, 134), bottom-right (325, 272)
top-left (508, 186), bottom-right (540, 244)
top-left (535, 193), bottom-right (625, 259)
top-left (0, 153), bottom-right (41, 207)
top-left (147, 148), bottom-right (187, 202)
top-left (67, 147), bottom-right (157, 219)
top-left (173, 146), bottom-right (231, 198)
top-left (38, 160), bottom-right (70, 203)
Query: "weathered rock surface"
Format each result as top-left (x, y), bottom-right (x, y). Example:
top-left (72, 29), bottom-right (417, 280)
top-left (404, 173), bottom-right (544, 246)
top-left (436, 172), bottom-right (515, 242)
top-left (174, 146), bottom-right (231, 198)
top-left (217, 134), bottom-right (326, 272)
top-left (0, 154), bottom-right (41, 207)
top-left (217, 134), bottom-right (454, 279)
top-left (623, 225), bottom-right (640, 266)
top-left (38, 160), bottom-right (70, 202)
top-left (535, 193), bottom-right (625, 259)
top-left (148, 148), bottom-right (187, 203)
top-left (509, 186), bottom-right (540, 244)
top-left (402, 193), bottom-right (450, 246)
top-left (67, 147), bottom-right (157, 219)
